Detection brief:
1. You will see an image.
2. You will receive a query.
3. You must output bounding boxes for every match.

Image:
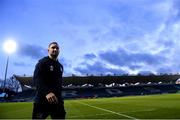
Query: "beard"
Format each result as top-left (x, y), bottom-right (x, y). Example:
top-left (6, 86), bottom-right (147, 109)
top-left (50, 52), bottom-right (59, 59)
top-left (51, 54), bottom-right (58, 58)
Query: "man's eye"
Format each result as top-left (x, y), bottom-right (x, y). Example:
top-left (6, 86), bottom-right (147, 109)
top-left (52, 47), bottom-right (59, 49)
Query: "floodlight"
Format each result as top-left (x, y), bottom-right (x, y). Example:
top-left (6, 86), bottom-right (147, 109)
top-left (3, 39), bottom-right (17, 54)
top-left (2, 39), bottom-right (17, 93)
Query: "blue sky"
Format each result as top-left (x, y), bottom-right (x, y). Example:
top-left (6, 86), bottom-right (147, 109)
top-left (1, 0), bottom-right (180, 79)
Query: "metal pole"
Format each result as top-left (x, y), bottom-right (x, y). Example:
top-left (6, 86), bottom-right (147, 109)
top-left (3, 56), bottom-right (9, 92)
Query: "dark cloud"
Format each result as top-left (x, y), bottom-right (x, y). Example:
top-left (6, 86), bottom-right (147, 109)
top-left (161, 40), bottom-right (175, 48)
top-left (14, 62), bottom-right (30, 67)
top-left (157, 67), bottom-right (173, 74)
top-left (74, 47), bottom-right (168, 75)
top-left (173, 0), bottom-right (180, 20)
top-left (59, 57), bottom-right (71, 68)
top-left (99, 48), bottom-right (165, 67)
top-left (129, 64), bottom-right (142, 70)
top-left (75, 61), bottom-right (126, 75)
top-left (17, 43), bottom-right (46, 60)
top-left (157, 64), bottom-right (180, 74)
top-left (138, 70), bottom-right (154, 75)
top-left (84, 53), bottom-right (96, 60)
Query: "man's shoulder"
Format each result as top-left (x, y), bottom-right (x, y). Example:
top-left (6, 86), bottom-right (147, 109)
top-left (38, 56), bottom-right (49, 64)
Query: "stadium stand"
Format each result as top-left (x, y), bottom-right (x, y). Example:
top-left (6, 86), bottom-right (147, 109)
top-left (7, 74), bottom-right (180, 102)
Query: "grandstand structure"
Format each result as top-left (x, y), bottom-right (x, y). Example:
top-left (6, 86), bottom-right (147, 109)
top-left (14, 74), bottom-right (180, 88)
top-left (10, 74), bottom-right (180, 101)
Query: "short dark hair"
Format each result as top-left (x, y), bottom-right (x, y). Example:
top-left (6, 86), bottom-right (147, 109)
top-left (48, 42), bottom-right (59, 48)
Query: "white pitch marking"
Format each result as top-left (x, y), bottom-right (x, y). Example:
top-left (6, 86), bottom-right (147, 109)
top-left (76, 101), bottom-right (138, 119)
top-left (71, 113), bottom-right (112, 118)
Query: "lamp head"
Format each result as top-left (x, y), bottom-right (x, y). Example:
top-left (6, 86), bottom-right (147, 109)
top-left (3, 39), bottom-right (17, 54)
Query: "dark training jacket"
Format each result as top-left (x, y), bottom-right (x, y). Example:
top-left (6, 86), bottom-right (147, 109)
top-left (33, 56), bottom-right (63, 103)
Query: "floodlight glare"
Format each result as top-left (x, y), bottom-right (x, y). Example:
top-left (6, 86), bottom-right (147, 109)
top-left (3, 39), bottom-right (17, 54)
top-left (2, 39), bottom-right (17, 93)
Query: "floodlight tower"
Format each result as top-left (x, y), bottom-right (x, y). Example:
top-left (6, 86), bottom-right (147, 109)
top-left (3, 39), bottom-right (17, 92)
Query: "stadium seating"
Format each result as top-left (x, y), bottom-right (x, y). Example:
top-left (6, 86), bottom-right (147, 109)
top-left (10, 84), bottom-right (180, 102)
top-left (7, 75), bottom-right (180, 102)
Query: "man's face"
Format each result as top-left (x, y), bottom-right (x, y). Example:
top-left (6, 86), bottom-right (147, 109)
top-left (48, 43), bottom-right (59, 58)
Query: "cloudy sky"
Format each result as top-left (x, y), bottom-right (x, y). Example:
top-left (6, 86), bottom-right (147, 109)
top-left (0, 0), bottom-right (180, 79)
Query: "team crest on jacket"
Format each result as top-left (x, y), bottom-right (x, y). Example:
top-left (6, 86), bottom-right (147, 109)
top-left (50, 65), bottom-right (54, 71)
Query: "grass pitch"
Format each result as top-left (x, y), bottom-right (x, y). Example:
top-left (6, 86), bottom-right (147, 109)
top-left (0, 93), bottom-right (180, 119)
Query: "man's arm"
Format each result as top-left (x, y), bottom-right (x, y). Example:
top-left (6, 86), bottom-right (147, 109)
top-left (33, 62), bottom-right (51, 97)
top-left (33, 61), bottom-right (58, 104)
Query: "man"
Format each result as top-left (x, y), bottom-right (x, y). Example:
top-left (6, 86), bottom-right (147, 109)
top-left (32, 42), bottom-right (66, 119)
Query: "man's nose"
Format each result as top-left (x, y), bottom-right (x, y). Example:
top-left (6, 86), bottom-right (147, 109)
top-left (53, 48), bottom-right (59, 51)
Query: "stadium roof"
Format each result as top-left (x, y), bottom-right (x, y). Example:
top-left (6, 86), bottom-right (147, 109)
top-left (14, 74), bottom-right (180, 87)
top-left (13, 75), bottom-right (32, 86)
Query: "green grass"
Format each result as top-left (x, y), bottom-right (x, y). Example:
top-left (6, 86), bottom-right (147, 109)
top-left (0, 93), bottom-right (180, 119)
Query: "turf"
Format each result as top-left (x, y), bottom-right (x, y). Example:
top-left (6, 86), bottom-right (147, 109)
top-left (0, 93), bottom-right (180, 119)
